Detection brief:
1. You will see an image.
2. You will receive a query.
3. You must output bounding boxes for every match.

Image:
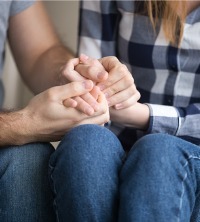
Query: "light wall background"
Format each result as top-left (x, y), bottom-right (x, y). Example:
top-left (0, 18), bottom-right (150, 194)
top-left (2, 0), bottom-right (79, 109)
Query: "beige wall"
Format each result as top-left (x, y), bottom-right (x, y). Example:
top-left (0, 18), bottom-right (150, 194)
top-left (2, 0), bottom-right (79, 109)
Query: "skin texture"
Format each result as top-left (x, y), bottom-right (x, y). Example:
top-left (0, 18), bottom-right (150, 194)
top-left (63, 55), bottom-right (147, 130)
top-left (1, 1), bottom-right (139, 146)
top-left (0, 2), bottom-right (109, 146)
top-left (63, 55), bottom-right (140, 110)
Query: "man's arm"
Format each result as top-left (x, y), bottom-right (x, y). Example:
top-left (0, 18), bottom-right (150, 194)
top-left (0, 80), bottom-right (109, 146)
top-left (8, 1), bottom-right (72, 94)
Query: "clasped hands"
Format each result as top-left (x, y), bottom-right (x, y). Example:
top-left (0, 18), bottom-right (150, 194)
top-left (62, 54), bottom-right (140, 119)
top-left (24, 54), bottom-right (140, 143)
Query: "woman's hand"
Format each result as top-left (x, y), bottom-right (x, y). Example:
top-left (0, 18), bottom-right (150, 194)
top-left (75, 55), bottom-right (141, 109)
top-left (98, 56), bottom-right (141, 109)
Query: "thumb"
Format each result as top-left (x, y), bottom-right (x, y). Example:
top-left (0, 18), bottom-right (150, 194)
top-left (59, 80), bottom-right (94, 101)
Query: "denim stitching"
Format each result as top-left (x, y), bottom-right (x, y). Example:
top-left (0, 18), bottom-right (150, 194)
top-left (178, 155), bottom-right (200, 222)
top-left (178, 160), bottom-right (188, 222)
top-left (49, 165), bottom-right (60, 222)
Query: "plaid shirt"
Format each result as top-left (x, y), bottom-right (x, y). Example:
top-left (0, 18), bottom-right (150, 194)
top-left (78, 0), bottom-right (200, 150)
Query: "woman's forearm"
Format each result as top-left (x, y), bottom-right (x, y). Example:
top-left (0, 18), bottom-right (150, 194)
top-left (110, 102), bottom-right (150, 130)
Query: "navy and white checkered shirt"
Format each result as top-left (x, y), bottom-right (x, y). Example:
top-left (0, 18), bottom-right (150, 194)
top-left (78, 0), bottom-right (200, 150)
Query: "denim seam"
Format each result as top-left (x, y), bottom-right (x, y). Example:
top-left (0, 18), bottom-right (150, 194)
top-left (49, 166), bottom-right (60, 222)
top-left (178, 155), bottom-right (200, 222)
top-left (178, 160), bottom-right (188, 222)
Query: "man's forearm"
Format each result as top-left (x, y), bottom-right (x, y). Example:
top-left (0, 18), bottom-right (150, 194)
top-left (0, 110), bottom-right (30, 146)
top-left (22, 44), bottom-right (74, 94)
top-left (8, 1), bottom-right (74, 95)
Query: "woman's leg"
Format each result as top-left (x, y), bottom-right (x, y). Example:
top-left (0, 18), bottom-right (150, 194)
top-left (119, 133), bottom-right (200, 222)
top-left (0, 142), bottom-right (56, 222)
top-left (49, 124), bottom-right (125, 222)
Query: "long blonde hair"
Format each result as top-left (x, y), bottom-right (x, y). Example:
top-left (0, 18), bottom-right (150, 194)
top-left (146, 1), bottom-right (187, 45)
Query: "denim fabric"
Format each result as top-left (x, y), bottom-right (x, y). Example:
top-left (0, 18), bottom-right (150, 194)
top-left (0, 142), bottom-right (56, 222)
top-left (119, 134), bottom-right (200, 222)
top-left (50, 124), bottom-right (200, 222)
top-left (49, 125), bottom-right (125, 222)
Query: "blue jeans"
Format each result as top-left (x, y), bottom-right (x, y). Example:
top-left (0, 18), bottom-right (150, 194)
top-left (0, 142), bottom-right (56, 222)
top-left (49, 124), bottom-right (200, 222)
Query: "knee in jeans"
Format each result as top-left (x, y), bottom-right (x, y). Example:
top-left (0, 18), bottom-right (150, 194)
top-left (0, 142), bottom-right (54, 176)
top-left (51, 124), bottom-right (123, 166)
top-left (131, 133), bottom-right (181, 163)
top-left (61, 124), bottom-right (121, 152)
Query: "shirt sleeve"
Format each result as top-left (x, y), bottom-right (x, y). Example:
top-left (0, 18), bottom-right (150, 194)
top-left (78, 0), bottom-right (120, 58)
top-left (10, 0), bottom-right (35, 17)
top-left (147, 103), bottom-right (200, 144)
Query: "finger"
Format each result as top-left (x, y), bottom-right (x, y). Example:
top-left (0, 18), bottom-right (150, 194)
top-left (74, 96), bottom-right (95, 116)
top-left (78, 112), bottom-right (110, 126)
top-left (76, 55), bottom-right (108, 82)
top-left (80, 92), bottom-right (100, 112)
top-left (77, 94), bottom-right (110, 125)
top-left (90, 86), bottom-right (101, 101)
top-left (79, 53), bottom-right (101, 67)
top-left (57, 80), bottom-right (94, 100)
top-left (107, 86), bottom-right (140, 107)
top-left (98, 66), bottom-right (131, 91)
top-left (97, 92), bottom-right (109, 110)
top-left (114, 91), bottom-right (141, 110)
top-left (62, 58), bottom-right (86, 82)
top-left (75, 65), bottom-right (108, 82)
top-left (98, 56), bottom-right (119, 71)
top-left (102, 76), bottom-right (134, 98)
top-left (97, 57), bottom-right (131, 90)
top-left (63, 98), bottom-right (77, 108)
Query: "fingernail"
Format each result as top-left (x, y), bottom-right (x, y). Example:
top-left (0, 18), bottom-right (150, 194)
top-left (85, 107), bottom-right (94, 115)
top-left (115, 104), bottom-right (123, 109)
top-left (80, 53), bottom-right (89, 60)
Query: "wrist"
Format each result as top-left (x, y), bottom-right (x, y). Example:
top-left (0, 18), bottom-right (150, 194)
top-left (0, 109), bottom-right (33, 146)
top-left (110, 102), bottom-right (150, 130)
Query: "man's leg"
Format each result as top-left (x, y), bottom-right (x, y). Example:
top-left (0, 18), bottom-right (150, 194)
top-left (49, 124), bottom-right (125, 222)
top-left (0, 142), bottom-right (56, 222)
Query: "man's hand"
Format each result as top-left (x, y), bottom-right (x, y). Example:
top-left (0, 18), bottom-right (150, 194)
top-left (7, 80), bottom-right (109, 145)
top-left (61, 55), bottom-right (109, 115)
top-left (24, 80), bottom-right (109, 142)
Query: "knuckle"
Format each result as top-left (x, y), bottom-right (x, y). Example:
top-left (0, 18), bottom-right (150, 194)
top-left (104, 115), bottom-right (110, 124)
top-left (63, 68), bottom-right (71, 79)
top-left (70, 82), bottom-right (80, 93)
top-left (103, 106), bottom-right (108, 114)
top-left (117, 64), bottom-right (128, 74)
top-left (124, 75), bottom-right (134, 85)
top-left (87, 66), bottom-right (105, 79)
top-left (109, 56), bottom-right (119, 62)
top-left (99, 105), bottom-right (108, 114)
top-left (130, 85), bottom-right (138, 95)
top-left (87, 66), bottom-right (96, 74)
top-left (136, 91), bottom-right (141, 100)
top-left (107, 87), bottom-right (117, 95)
top-left (45, 88), bottom-right (57, 101)
top-left (89, 58), bottom-right (99, 66)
